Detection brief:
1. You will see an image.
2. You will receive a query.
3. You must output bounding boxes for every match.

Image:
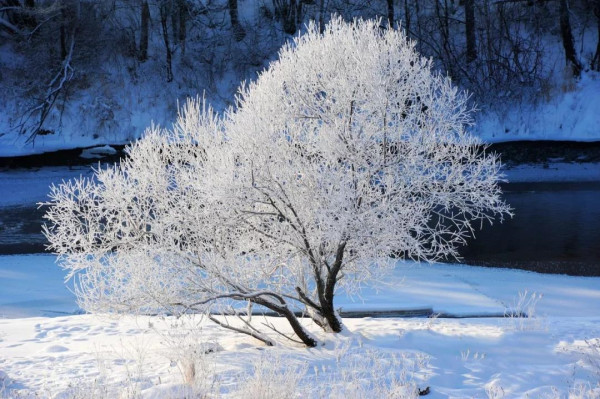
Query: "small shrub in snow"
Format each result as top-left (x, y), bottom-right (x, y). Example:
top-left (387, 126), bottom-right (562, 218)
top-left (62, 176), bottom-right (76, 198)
top-left (504, 290), bottom-right (544, 331)
top-left (234, 354), bottom-right (306, 399)
top-left (569, 382), bottom-right (600, 399)
top-left (232, 344), bottom-right (429, 399)
top-left (158, 316), bottom-right (221, 396)
top-left (308, 346), bottom-right (429, 399)
top-left (485, 381), bottom-right (506, 399)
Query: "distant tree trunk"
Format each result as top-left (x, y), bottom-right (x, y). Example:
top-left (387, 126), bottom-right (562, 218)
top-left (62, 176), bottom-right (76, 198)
top-left (280, 0), bottom-right (300, 35)
top-left (435, 0), bottom-right (452, 73)
top-left (171, 1), bottom-right (178, 44)
top-left (139, 0), bottom-right (149, 62)
top-left (559, 0), bottom-right (582, 77)
top-left (592, 0), bottom-right (600, 71)
top-left (404, 0), bottom-right (411, 36)
top-left (227, 0), bottom-right (246, 41)
top-left (465, 0), bottom-right (476, 63)
top-left (58, 0), bottom-right (79, 60)
top-left (23, 0), bottom-right (37, 28)
top-left (318, 0), bottom-right (325, 33)
top-left (178, 0), bottom-right (187, 55)
top-left (415, 0), bottom-right (422, 53)
top-left (60, 2), bottom-right (67, 60)
top-left (387, 0), bottom-right (394, 28)
top-left (159, 2), bottom-right (173, 82)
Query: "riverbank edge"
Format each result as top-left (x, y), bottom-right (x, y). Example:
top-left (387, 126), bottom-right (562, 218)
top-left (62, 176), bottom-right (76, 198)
top-left (2, 141), bottom-right (600, 170)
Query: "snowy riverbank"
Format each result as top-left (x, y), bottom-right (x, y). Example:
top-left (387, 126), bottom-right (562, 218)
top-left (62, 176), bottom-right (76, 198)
top-left (1, 255), bottom-right (600, 397)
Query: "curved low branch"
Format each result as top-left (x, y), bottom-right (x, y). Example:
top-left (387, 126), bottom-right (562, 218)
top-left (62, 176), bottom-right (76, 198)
top-left (208, 315), bottom-right (275, 346)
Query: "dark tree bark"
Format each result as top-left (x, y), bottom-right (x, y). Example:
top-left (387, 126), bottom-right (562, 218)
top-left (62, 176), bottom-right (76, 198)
top-left (465, 0), bottom-right (477, 63)
top-left (23, 0), bottom-right (37, 28)
top-left (296, 241), bottom-right (346, 334)
top-left (159, 2), bottom-right (173, 82)
top-left (60, 3), bottom-right (67, 60)
top-left (170, 1), bottom-right (178, 44)
top-left (559, 0), bottom-right (582, 77)
top-left (404, 0), bottom-right (411, 36)
top-left (227, 0), bottom-right (246, 41)
top-left (278, 0), bottom-right (301, 35)
top-left (592, 0), bottom-right (600, 70)
top-left (387, 0), bottom-right (395, 28)
top-left (57, 0), bottom-right (79, 60)
top-left (318, 0), bottom-right (325, 33)
top-left (318, 241), bottom-right (346, 333)
top-left (139, 0), bottom-right (149, 62)
top-left (178, 0), bottom-right (187, 54)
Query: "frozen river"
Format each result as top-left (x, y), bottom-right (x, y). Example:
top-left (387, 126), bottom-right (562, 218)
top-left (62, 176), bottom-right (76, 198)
top-left (1, 166), bottom-right (599, 275)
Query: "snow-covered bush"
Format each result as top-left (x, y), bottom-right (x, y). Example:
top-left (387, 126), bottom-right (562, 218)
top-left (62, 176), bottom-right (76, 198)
top-left (44, 18), bottom-right (510, 347)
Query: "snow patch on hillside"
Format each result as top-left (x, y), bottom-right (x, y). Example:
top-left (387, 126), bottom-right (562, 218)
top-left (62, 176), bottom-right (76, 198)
top-left (476, 72), bottom-right (600, 143)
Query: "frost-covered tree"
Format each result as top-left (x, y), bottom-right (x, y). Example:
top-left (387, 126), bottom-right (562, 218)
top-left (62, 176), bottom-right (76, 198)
top-left (44, 100), bottom-right (320, 347)
top-left (224, 17), bottom-right (511, 334)
top-left (44, 18), bottom-right (510, 347)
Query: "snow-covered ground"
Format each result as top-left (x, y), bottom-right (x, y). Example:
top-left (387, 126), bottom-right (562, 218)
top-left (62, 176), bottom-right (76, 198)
top-left (1, 144), bottom-right (598, 397)
top-left (1, 255), bottom-right (599, 398)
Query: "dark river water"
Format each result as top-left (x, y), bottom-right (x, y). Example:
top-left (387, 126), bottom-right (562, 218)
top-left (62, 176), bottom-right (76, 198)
top-left (1, 181), bottom-right (599, 276)
top-left (458, 181), bottom-right (600, 276)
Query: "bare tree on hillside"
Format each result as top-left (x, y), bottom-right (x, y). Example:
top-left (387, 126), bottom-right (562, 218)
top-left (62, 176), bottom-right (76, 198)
top-left (227, 0), bottom-right (246, 41)
top-left (591, 0), bottom-right (600, 70)
top-left (139, 0), bottom-right (149, 61)
top-left (465, 0), bottom-right (476, 63)
top-left (159, 0), bottom-right (173, 82)
top-left (559, 0), bottom-right (583, 76)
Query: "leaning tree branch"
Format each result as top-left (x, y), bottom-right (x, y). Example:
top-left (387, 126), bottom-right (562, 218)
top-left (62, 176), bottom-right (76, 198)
top-left (208, 315), bottom-right (275, 346)
top-left (22, 33), bottom-right (75, 144)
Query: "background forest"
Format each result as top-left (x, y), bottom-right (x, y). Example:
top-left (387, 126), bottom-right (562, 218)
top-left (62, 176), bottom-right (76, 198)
top-left (1, 0), bottom-right (600, 154)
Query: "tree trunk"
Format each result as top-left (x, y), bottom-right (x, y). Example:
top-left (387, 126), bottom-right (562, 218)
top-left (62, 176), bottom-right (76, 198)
top-left (404, 0), bottom-right (411, 36)
top-left (559, 0), bottom-right (582, 77)
top-left (302, 241), bottom-right (346, 334)
top-left (318, 0), bottom-right (325, 33)
top-left (318, 241), bottom-right (346, 333)
top-left (465, 0), bottom-right (476, 63)
top-left (592, 0), bottom-right (600, 71)
top-left (171, 0), bottom-right (178, 44)
top-left (159, 3), bottom-right (173, 82)
top-left (227, 0), bottom-right (246, 41)
top-left (387, 0), bottom-right (395, 28)
top-left (139, 0), bottom-right (149, 62)
top-left (60, 3), bottom-right (67, 60)
top-left (281, 0), bottom-right (299, 35)
top-left (178, 0), bottom-right (187, 55)
top-left (23, 0), bottom-right (37, 28)
top-left (253, 296), bottom-right (317, 347)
